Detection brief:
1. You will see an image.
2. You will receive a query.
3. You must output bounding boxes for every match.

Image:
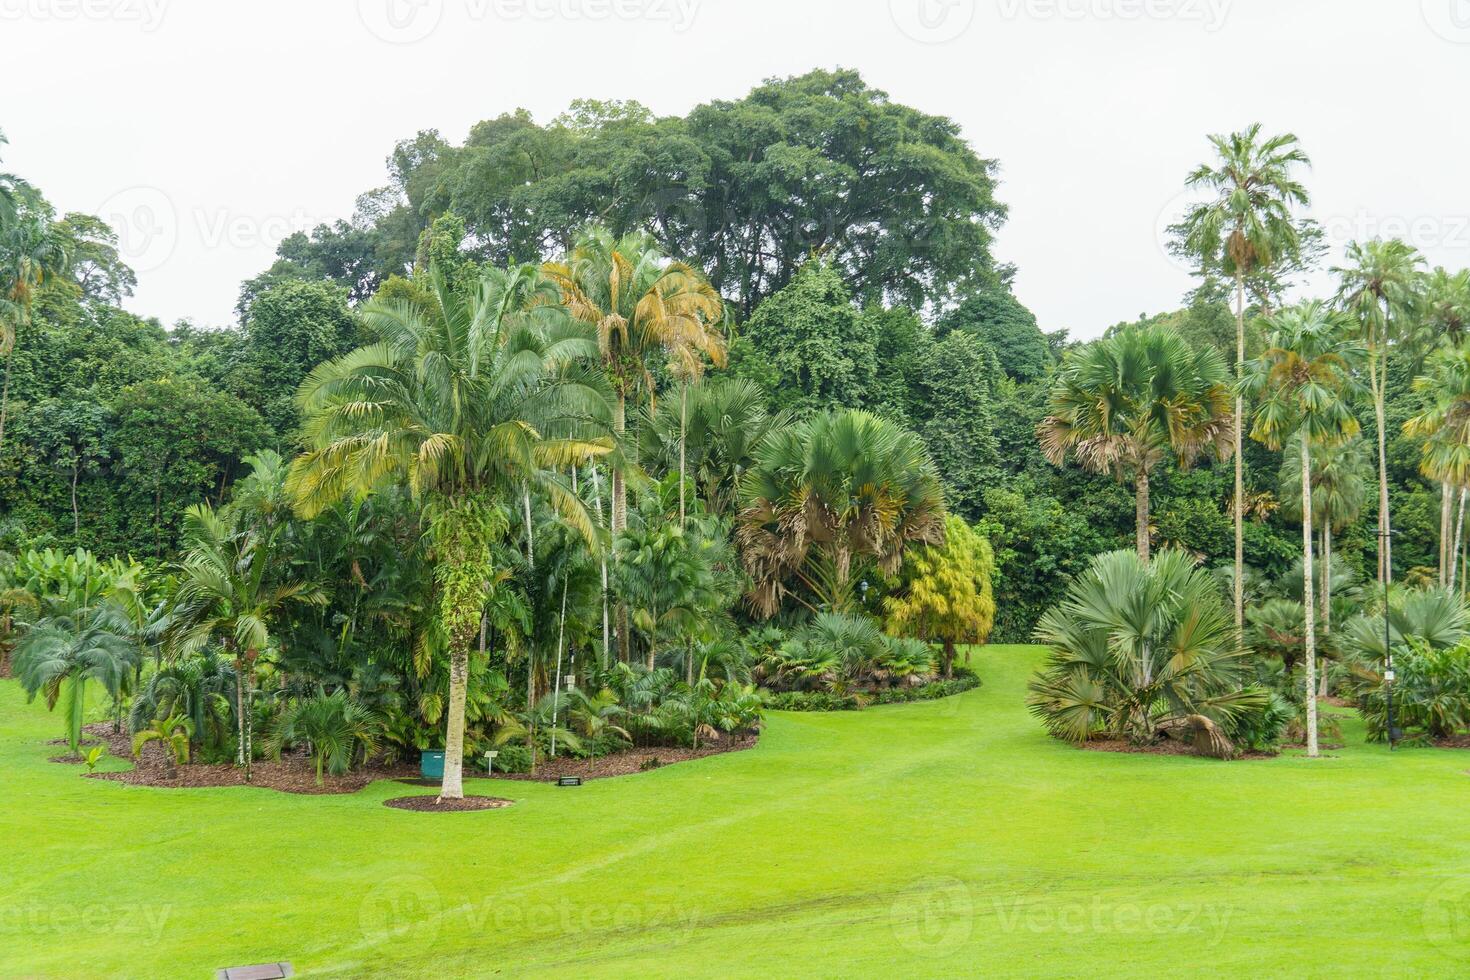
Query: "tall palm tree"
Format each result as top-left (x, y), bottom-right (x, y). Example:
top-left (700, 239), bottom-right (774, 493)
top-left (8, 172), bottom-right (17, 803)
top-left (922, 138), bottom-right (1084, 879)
top-left (542, 227), bottom-right (726, 535)
top-left (1247, 301), bottom-right (1365, 758)
top-left (1279, 433), bottom-right (1370, 634)
top-left (1333, 238), bottom-right (1425, 586)
top-left (737, 409), bottom-right (945, 617)
top-left (286, 263), bottom-right (610, 800)
top-left (1407, 346), bottom-right (1470, 589)
top-left (0, 211), bottom-right (71, 455)
top-left (165, 504), bottom-right (324, 781)
top-left (1181, 125), bottom-right (1311, 628)
top-left (1039, 326), bottom-right (1234, 561)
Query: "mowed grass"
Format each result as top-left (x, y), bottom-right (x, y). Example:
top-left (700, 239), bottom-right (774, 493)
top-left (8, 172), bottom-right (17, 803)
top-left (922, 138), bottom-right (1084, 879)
top-left (4, 645), bottom-right (1470, 978)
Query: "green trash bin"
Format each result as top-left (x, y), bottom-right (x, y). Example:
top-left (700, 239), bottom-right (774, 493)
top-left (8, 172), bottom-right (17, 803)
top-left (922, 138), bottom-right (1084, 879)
top-left (420, 751), bottom-right (445, 779)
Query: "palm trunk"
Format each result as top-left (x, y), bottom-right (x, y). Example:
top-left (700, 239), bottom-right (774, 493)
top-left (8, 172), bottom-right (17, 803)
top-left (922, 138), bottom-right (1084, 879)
top-left (1370, 352), bottom-right (1392, 586)
top-left (679, 380), bottom-right (688, 528)
top-left (242, 649), bottom-right (257, 783)
top-left (522, 483), bottom-right (534, 565)
top-left (1233, 273), bottom-right (1246, 632)
top-left (440, 646), bottom-right (468, 800)
top-left (233, 651), bottom-right (247, 768)
top-left (1452, 488), bottom-right (1468, 592)
top-left (550, 579), bottom-right (567, 758)
top-left (1300, 436), bottom-right (1320, 759)
top-left (0, 346), bottom-right (14, 460)
top-left (590, 465), bottom-right (610, 664)
top-left (1135, 470), bottom-right (1151, 562)
top-left (1442, 481), bottom-right (1454, 587)
top-left (526, 654), bottom-right (536, 774)
top-left (611, 392), bottom-right (627, 534)
top-left (1319, 523), bottom-right (1331, 698)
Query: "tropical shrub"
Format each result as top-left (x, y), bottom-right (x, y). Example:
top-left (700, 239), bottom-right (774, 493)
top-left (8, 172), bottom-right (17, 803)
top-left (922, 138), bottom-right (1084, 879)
top-left (1027, 549), bottom-right (1270, 758)
top-left (267, 690), bottom-right (382, 785)
top-left (884, 514), bottom-right (996, 676)
top-left (1357, 638), bottom-right (1470, 744)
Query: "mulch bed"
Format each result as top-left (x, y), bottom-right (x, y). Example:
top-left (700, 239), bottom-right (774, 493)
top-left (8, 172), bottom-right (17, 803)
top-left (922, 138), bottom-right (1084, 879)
top-left (1082, 739), bottom-right (1278, 760)
top-left (383, 795), bottom-right (514, 812)
top-left (1433, 735), bottom-right (1470, 749)
top-left (484, 733), bottom-right (759, 782)
top-left (59, 724), bottom-right (758, 794)
top-left (75, 722), bottom-right (418, 795)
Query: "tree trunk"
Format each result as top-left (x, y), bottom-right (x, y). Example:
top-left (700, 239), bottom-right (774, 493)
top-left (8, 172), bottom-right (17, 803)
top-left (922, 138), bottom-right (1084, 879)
top-left (1370, 355), bottom-right (1392, 586)
top-left (1233, 273), bottom-right (1246, 632)
top-left (611, 392), bottom-right (627, 534)
top-left (439, 645), bottom-right (468, 800)
top-left (1135, 469), bottom-right (1151, 562)
top-left (1319, 523), bottom-right (1331, 699)
top-left (242, 649), bottom-right (257, 783)
top-left (71, 464), bottom-right (81, 540)
top-left (1442, 481), bottom-right (1454, 587)
top-left (1300, 436), bottom-right (1320, 759)
top-left (233, 652), bottom-right (247, 768)
top-left (943, 640), bottom-right (956, 680)
top-left (590, 465), bottom-right (610, 664)
top-left (679, 380), bottom-right (688, 528)
top-left (522, 484), bottom-right (534, 565)
top-left (1452, 488), bottom-right (1468, 592)
top-left (526, 654), bottom-right (536, 775)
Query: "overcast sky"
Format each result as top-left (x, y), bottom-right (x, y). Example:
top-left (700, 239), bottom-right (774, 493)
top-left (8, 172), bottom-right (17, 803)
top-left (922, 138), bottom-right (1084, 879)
top-left (3, 0), bottom-right (1468, 338)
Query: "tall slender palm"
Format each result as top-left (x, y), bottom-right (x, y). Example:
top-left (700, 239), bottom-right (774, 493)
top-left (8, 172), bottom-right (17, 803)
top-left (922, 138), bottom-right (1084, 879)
top-left (1247, 301), bottom-right (1364, 758)
top-left (286, 263), bottom-right (610, 800)
top-left (1181, 125), bottom-right (1311, 629)
top-left (0, 212), bottom-right (71, 455)
top-left (737, 409), bottom-right (946, 617)
top-left (1418, 269), bottom-right (1470, 580)
top-left (542, 227), bottom-right (725, 535)
top-left (1040, 327), bottom-right (1234, 561)
top-left (1333, 238), bottom-right (1425, 586)
top-left (1279, 433), bottom-right (1370, 634)
top-left (165, 504), bottom-right (323, 781)
top-left (1407, 346), bottom-right (1470, 589)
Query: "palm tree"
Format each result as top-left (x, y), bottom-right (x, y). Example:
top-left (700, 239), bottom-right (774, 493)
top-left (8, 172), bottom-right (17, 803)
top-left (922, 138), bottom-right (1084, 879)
top-left (286, 263), bottom-right (609, 800)
top-left (542, 227), bottom-right (725, 535)
top-left (164, 504), bottom-right (324, 781)
top-left (13, 603), bottom-right (139, 756)
top-left (1279, 433), bottom-right (1371, 633)
top-left (1407, 345), bottom-right (1470, 589)
top-left (1333, 238), bottom-right (1425, 586)
top-left (1180, 125), bottom-right (1312, 629)
top-left (737, 409), bottom-right (945, 617)
top-left (268, 691), bottom-right (381, 786)
top-left (640, 378), bottom-right (793, 518)
top-left (1247, 301), bottom-right (1365, 758)
top-left (1039, 326), bottom-right (1234, 561)
top-left (0, 211), bottom-right (71, 455)
top-left (1027, 549), bottom-right (1266, 758)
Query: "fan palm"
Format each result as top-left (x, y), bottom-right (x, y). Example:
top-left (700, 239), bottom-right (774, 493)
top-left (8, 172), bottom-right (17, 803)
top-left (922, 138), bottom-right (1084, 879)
top-left (13, 603), bottom-right (139, 756)
top-left (1333, 238), bottom-right (1426, 585)
top-left (1039, 326), bottom-right (1233, 561)
top-left (737, 409), bottom-right (946, 618)
top-left (1180, 125), bottom-right (1311, 628)
top-left (164, 504), bottom-right (325, 781)
top-left (286, 263), bottom-right (610, 800)
top-left (1028, 549), bottom-right (1266, 758)
top-left (1406, 346), bottom-right (1470, 589)
top-left (1247, 300), bottom-right (1365, 757)
top-left (268, 690), bottom-right (382, 786)
top-left (542, 226), bottom-right (725, 534)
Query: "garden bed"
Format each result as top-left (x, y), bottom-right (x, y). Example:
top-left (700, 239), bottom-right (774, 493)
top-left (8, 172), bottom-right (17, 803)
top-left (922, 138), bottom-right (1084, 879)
top-left (75, 723), bottom-right (418, 795)
top-left (383, 795), bottom-right (514, 812)
top-left (1081, 739), bottom-right (1279, 760)
top-left (762, 671), bottom-right (981, 712)
top-left (484, 732), bottom-right (759, 782)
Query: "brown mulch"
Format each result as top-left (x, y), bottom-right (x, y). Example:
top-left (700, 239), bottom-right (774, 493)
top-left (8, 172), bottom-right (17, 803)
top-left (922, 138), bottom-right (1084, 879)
top-left (383, 795), bottom-right (515, 813)
top-left (1433, 735), bottom-right (1470, 749)
top-left (484, 733), bottom-right (759, 782)
top-left (1081, 739), bottom-right (1278, 760)
top-left (49, 754), bottom-right (88, 764)
top-left (61, 724), bottom-right (759, 794)
top-left (76, 722), bottom-right (418, 795)
top-left (46, 736), bottom-right (102, 747)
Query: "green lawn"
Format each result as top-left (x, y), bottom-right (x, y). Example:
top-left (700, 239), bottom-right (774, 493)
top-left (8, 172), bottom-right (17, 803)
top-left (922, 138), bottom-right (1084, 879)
top-left (4, 645), bottom-right (1470, 978)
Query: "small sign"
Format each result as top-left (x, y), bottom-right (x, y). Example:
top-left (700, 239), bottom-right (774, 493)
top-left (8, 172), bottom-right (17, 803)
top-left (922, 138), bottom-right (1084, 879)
top-left (557, 776), bottom-right (582, 787)
top-left (217, 964), bottom-right (293, 980)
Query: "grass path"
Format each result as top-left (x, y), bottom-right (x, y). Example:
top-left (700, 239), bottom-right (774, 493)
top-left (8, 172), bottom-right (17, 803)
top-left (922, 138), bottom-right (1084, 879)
top-left (4, 645), bottom-right (1470, 977)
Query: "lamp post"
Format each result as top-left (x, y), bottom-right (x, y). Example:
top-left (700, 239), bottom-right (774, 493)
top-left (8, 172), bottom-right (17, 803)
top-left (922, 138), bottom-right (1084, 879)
top-left (1379, 525), bottom-right (1398, 750)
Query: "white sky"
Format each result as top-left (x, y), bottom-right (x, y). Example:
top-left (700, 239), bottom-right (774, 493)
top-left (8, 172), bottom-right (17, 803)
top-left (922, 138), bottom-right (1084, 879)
top-left (3, 0), bottom-right (1468, 338)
